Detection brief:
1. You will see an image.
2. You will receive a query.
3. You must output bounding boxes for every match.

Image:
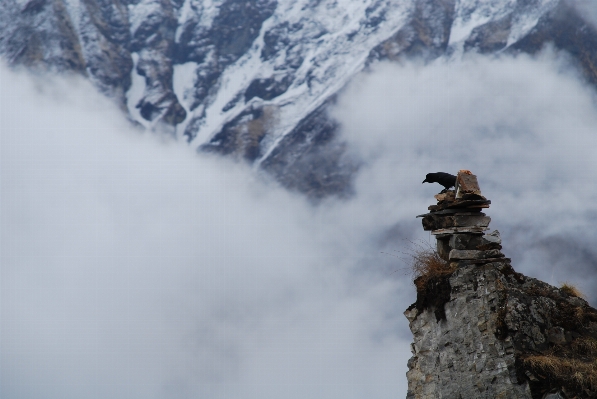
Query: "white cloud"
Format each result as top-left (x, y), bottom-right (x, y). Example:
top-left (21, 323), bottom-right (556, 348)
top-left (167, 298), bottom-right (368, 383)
top-left (3, 46), bottom-right (597, 399)
top-left (333, 50), bottom-right (597, 299)
top-left (0, 65), bottom-right (411, 399)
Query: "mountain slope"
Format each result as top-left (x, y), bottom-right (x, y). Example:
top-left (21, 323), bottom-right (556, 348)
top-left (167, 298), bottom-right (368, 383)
top-left (2, 0), bottom-right (596, 197)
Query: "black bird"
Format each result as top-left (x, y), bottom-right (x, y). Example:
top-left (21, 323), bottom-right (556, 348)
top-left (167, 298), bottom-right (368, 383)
top-left (422, 172), bottom-right (457, 190)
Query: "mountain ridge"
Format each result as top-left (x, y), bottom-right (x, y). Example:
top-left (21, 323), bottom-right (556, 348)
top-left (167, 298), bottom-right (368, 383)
top-left (2, 0), bottom-right (596, 197)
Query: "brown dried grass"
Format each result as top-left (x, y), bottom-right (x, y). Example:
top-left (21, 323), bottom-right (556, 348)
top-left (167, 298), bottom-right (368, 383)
top-left (560, 282), bottom-right (586, 299)
top-left (410, 244), bottom-right (455, 291)
top-left (572, 337), bottom-right (597, 358)
top-left (524, 355), bottom-right (597, 392)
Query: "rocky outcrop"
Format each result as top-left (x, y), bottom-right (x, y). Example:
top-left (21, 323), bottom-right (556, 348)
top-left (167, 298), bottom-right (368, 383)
top-left (406, 171), bottom-right (597, 399)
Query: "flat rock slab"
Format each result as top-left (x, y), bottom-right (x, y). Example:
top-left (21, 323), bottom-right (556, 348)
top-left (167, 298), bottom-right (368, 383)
top-left (429, 199), bottom-right (491, 212)
top-left (416, 210), bottom-right (483, 218)
top-left (449, 249), bottom-right (504, 260)
top-left (422, 214), bottom-right (491, 231)
top-left (449, 249), bottom-right (485, 260)
top-left (449, 234), bottom-right (480, 250)
top-left (449, 232), bottom-right (502, 250)
top-left (432, 227), bottom-right (487, 236)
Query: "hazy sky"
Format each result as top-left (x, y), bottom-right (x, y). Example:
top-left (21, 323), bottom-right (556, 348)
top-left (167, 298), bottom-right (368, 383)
top-left (2, 47), bottom-right (597, 398)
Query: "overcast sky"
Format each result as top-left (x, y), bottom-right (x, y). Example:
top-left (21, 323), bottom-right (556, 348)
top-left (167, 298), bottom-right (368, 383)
top-left (2, 47), bottom-right (597, 399)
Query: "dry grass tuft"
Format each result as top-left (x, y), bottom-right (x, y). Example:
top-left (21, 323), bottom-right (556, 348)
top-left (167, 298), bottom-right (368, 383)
top-left (572, 337), bottom-right (597, 358)
top-left (410, 244), bottom-right (455, 292)
top-left (560, 282), bottom-right (586, 298)
top-left (524, 355), bottom-right (597, 392)
top-left (405, 242), bottom-right (456, 322)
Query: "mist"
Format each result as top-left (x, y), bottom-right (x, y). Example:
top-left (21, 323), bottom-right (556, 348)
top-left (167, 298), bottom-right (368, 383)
top-left (568, 0), bottom-right (597, 28)
top-left (2, 47), bottom-right (597, 399)
top-left (333, 50), bottom-right (597, 302)
top-left (1, 65), bottom-right (411, 399)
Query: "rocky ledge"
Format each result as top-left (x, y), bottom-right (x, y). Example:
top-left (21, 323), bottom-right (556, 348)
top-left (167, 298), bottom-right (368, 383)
top-left (406, 171), bottom-right (597, 399)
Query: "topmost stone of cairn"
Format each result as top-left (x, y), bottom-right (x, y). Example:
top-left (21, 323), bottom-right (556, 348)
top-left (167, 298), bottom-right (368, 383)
top-left (427, 170), bottom-right (490, 213)
top-left (419, 170), bottom-right (504, 262)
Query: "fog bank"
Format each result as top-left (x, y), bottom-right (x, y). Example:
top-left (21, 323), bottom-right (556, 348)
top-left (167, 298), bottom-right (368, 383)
top-left (2, 47), bottom-right (597, 399)
top-left (334, 50), bottom-right (597, 302)
top-left (1, 66), bottom-right (410, 399)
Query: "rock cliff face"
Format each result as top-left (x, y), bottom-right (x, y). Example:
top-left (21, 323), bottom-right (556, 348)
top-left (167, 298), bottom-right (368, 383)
top-left (406, 171), bottom-right (597, 399)
top-left (2, 0), bottom-right (597, 197)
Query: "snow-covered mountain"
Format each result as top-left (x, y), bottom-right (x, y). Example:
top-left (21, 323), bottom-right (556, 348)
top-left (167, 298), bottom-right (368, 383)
top-left (2, 0), bottom-right (596, 197)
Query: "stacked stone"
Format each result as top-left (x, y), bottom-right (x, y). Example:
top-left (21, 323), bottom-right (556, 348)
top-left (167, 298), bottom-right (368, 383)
top-left (418, 170), bottom-right (509, 266)
top-left (406, 170), bottom-right (529, 399)
top-left (405, 170), bottom-right (597, 399)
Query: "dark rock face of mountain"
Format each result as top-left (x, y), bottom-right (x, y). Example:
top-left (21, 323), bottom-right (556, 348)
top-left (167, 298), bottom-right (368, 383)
top-left (369, 0), bottom-right (455, 61)
top-left (2, 0), bottom-right (596, 197)
top-left (510, 1), bottom-right (597, 86)
top-left (259, 100), bottom-right (358, 199)
top-left (175, 0), bottom-right (277, 134)
top-left (1, 0), bottom-right (86, 73)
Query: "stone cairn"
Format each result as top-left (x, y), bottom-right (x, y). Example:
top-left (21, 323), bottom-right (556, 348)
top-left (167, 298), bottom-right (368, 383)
top-left (420, 170), bottom-right (504, 267)
top-left (405, 170), bottom-right (597, 399)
